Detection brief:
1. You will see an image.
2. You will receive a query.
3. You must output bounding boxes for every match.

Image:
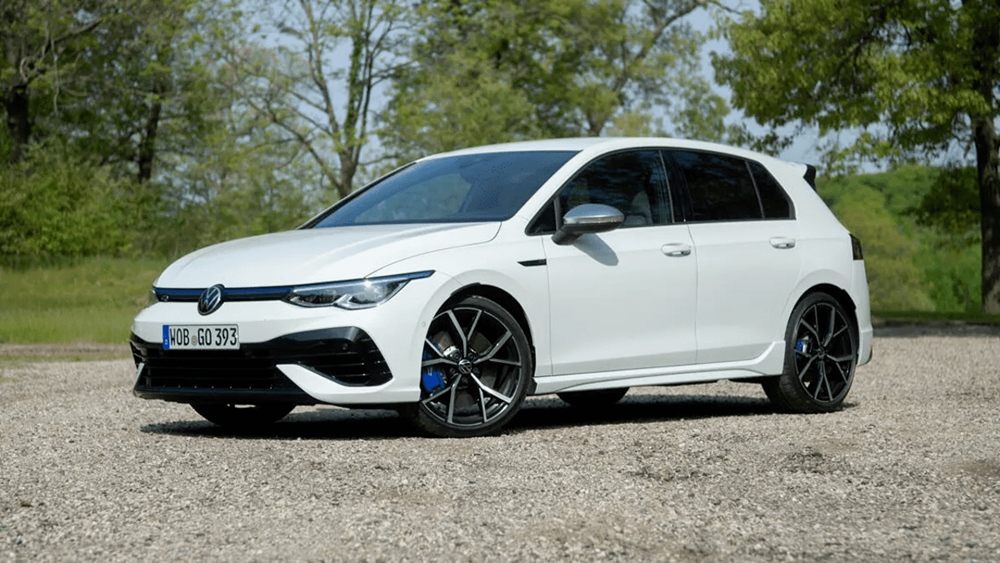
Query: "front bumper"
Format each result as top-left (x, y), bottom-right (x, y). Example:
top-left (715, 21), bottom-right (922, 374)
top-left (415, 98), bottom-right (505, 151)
top-left (131, 327), bottom-right (392, 405)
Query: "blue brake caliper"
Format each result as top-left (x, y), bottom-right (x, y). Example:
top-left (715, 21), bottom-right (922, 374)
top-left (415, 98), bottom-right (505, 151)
top-left (421, 348), bottom-right (446, 394)
top-left (795, 337), bottom-right (809, 354)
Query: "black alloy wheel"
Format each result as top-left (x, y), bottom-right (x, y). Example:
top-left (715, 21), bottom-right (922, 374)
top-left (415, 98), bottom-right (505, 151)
top-left (401, 295), bottom-right (532, 438)
top-left (763, 292), bottom-right (858, 413)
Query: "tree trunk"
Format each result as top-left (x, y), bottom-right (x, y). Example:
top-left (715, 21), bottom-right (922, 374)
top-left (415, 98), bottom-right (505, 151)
top-left (971, 5), bottom-right (1000, 314)
top-left (338, 149), bottom-right (357, 198)
top-left (3, 83), bottom-right (31, 163)
top-left (973, 116), bottom-right (1000, 314)
top-left (137, 98), bottom-right (162, 184)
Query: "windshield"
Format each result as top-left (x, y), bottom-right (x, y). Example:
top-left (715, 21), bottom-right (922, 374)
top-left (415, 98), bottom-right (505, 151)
top-left (311, 150), bottom-right (577, 227)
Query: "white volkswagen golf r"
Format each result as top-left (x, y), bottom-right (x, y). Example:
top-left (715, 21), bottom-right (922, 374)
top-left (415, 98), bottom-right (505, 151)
top-left (131, 137), bottom-right (873, 437)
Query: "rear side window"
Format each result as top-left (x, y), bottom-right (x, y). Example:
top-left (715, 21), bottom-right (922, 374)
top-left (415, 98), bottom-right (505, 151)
top-left (669, 150), bottom-right (760, 222)
top-left (749, 161), bottom-right (793, 219)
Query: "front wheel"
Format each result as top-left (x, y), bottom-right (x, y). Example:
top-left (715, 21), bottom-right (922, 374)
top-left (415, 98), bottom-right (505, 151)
top-left (763, 292), bottom-right (858, 413)
top-left (400, 295), bottom-right (532, 438)
top-left (190, 403), bottom-right (295, 429)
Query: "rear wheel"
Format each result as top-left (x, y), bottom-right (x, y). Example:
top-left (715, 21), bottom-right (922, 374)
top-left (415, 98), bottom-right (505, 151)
top-left (763, 292), bottom-right (858, 413)
top-left (557, 387), bottom-right (628, 408)
top-left (400, 295), bottom-right (532, 438)
top-left (190, 403), bottom-right (294, 429)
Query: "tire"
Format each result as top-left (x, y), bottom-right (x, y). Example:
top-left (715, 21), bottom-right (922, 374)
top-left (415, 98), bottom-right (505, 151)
top-left (763, 292), bottom-right (858, 413)
top-left (400, 295), bottom-right (532, 438)
top-left (557, 387), bottom-right (628, 408)
top-left (190, 403), bottom-right (295, 429)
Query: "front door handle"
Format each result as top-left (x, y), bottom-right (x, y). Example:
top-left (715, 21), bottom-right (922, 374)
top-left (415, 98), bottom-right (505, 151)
top-left (661, 243), bottom-right (692, 257)
top-left (769, 237), bottom-right (796, 249)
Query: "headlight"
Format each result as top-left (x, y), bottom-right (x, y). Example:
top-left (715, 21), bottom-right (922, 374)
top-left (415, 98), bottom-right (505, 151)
top-left (284, 271), bottom-right (433, 309)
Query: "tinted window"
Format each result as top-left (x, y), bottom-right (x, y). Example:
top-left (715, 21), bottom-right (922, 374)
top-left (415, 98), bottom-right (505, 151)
top-left (555, 150), bottom-right (669, 229)
top-left (312, 151), bottom-right (576, 227)
top-left (749, 161), bottom-right (793, 219)
top-left (669, 150), bottom-right (761, 222)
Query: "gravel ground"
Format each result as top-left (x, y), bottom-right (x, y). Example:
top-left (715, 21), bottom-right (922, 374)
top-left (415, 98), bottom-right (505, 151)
top-left (1, 331), bottom-right (999, 562)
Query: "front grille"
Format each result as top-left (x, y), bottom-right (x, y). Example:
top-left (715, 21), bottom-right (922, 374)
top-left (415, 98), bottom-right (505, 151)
top-left (131, 327), bottom-right (393, 404)
top-left (133, 347), bottom-right (305, 390)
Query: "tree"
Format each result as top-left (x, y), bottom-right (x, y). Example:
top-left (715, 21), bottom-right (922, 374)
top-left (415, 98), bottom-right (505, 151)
top-left (0, 0), bottom-right (104, 163)
top-left (217, 0), bottom-right (405, 198)
top-left (715, 0), bottom-right (1000, 313)
top-left (382, 0), bottom-right (731, 159)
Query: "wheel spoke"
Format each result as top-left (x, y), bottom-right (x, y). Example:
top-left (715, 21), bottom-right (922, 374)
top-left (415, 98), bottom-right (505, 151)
top-left (421, 375), bottom-right (462, 404)
top-left (828, 325), bottom-right (848, 344)
top-left (478, 387), bottom-right (490, 423)
top-left (827, 354), bottom-right (853, 363)
top-left (422, 357), bottom-right (457, 368)
top-left (485, 357), bottom-right (521, 367)
top-left (797, 356), bottom-right (817, 382)
top-left (446, 310), bottom-right (468, 355)
top-left (446, 382), bottom-right (458, 424)
top-left (467, 372), bottom-right (513, 405)
top-left (832, 360), bottom-right (850, 382)
top-left (475, 330), bottom-right (513, 363)
top-left (824, 304), bottom-right (837, 346)
top-left (821, 362), bottom-right (835, 401)
top-left (465, 309), bottom-right (482, 351)
top-left (424, 338), bottom-right (445, 357)
top-left (813, 361), bottom-right (828, 401)
top-left (800, 317), bottom-right (821, 340)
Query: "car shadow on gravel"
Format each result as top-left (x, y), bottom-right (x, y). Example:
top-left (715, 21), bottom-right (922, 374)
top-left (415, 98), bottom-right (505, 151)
top-left (509, 394), bottom-right (779, 433)
top-left (139, 392), bottom-right (829, 440)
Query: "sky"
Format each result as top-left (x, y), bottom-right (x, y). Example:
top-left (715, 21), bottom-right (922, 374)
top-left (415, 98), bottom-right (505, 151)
top-left (687, 6), bottom-right (835, 167)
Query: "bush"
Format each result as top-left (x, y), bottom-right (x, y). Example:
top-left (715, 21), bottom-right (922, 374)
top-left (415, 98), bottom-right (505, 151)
top-left (0, 146), bottom-right (141, 261)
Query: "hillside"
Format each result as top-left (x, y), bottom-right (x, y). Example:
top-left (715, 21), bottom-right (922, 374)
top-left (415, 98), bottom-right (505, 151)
top-left (818, 165), bottom-right (980, 313)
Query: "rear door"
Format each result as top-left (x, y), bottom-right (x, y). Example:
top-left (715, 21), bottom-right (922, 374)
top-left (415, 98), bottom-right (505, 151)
top-left (664, 150), bottom-right (801, 364)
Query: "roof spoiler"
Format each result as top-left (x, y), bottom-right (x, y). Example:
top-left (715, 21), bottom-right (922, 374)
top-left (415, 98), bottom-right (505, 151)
top-left (803, 165), bottom-right (817, 191)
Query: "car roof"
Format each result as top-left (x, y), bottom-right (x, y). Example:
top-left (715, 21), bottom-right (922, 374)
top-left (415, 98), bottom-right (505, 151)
top-left (424, 137), bottom-right (794, 169)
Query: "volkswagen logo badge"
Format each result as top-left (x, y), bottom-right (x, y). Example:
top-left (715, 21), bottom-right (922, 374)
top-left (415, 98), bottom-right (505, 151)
top-left (198, 284), bottom-right (225, 316)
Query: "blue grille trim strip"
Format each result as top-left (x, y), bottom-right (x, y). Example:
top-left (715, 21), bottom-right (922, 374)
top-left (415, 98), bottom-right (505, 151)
top-left (154, 286), bottom-right (293, 303)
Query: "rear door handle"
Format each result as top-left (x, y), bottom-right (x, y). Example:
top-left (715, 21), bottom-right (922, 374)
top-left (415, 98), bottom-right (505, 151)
top-left (661, 243), bottom-right (692, 257)
top-left (769, 237), bottom-right (796, 249)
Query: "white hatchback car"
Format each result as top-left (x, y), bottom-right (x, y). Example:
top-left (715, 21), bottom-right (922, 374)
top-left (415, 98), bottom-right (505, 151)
top-left (131, 138), bottom-right (873, 437)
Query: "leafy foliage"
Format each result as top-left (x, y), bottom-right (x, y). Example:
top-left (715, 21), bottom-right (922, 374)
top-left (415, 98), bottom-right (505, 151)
top-left (819, 165), bottom-right (981, 313)
top-left (0, 147), bottom-right (138, 260)
top-left (907, 166), bottom-right (980, 240)
top-left (715, 0), bottom-right (1000, 313)
top-left (382, 0), bottom-right (732, 159)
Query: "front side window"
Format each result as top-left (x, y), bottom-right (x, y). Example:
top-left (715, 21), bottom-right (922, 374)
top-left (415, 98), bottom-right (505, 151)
top-left (312, 151), bottom-right (577, 227)
top-left (669, 150), bottom-right (761, 222)
top-left (531, 150), bottom-right (669, 233)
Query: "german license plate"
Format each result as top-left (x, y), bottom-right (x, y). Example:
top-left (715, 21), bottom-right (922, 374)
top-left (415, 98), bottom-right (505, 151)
top-left (163, 325), bottom-right (239, 350)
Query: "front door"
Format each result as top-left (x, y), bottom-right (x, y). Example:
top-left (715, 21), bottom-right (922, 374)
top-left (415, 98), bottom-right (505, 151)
top-left (540, 149), bottom-right (698, 376)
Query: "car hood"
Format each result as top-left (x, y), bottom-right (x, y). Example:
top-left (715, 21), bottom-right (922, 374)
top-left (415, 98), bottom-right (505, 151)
top-left (156, 223), bottom-right (500, 288)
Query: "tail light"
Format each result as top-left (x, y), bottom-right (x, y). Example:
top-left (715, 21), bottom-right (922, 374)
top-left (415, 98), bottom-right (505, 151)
top-left (850, 234), bottom-right (864, 260)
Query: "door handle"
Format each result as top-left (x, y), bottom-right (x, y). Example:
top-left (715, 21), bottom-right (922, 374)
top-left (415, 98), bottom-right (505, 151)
top-left (661, 243), bottom-right (692, 257)
top-left (769, 237), bottom-right (796, 249)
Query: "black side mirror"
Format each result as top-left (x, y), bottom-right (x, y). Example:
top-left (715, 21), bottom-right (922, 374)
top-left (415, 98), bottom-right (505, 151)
top-left (552, 203), bottom-right (625, 245)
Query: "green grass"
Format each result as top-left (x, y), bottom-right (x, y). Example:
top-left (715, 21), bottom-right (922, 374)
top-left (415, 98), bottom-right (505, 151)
top-left (0, 257), bottom-right (169, 344)
top-left (873, 310), bottom-right (1000, 325)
